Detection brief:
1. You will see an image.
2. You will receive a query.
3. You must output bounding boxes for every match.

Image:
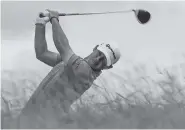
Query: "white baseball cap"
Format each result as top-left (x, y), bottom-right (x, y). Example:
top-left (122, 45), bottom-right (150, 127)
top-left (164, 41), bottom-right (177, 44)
top-left (96, 41), bottom-right (121, 67)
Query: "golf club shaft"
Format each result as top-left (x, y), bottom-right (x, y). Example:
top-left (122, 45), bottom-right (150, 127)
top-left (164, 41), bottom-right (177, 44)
top-left (40, 9), bottom-right (134, 17)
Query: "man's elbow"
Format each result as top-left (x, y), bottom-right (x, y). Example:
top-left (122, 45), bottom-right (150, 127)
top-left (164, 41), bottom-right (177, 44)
top-left (35, 47), bottom-right (48, 60)
top-left (35, 50), bottom-right (46, 61)
top-left (36, 53), bottom-right (43, 61)
top-left (36, 54), bottom-right (47, 64)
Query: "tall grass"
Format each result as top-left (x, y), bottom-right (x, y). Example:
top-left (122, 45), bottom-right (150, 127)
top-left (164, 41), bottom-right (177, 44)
top-left (1, 60), bottom-right (185, 129)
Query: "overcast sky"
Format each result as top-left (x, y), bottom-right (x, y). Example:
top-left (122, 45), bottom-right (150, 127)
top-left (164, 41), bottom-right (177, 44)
top-left (1, 1), bottom-right (185, 75)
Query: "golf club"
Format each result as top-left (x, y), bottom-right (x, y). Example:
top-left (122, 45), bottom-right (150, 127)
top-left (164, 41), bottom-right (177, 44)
top-left (39, 9), bottom-right (151, 24)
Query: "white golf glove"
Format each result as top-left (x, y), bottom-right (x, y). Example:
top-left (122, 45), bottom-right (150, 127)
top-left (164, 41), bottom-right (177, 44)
top-left (35, 11), bottom-right (50, 25)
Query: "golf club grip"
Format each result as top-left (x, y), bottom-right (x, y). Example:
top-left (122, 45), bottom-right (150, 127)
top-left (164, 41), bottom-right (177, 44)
top-left (39, 13), bottom-right (67, 18)
top-left (39, 12), bottom-right (84, 17)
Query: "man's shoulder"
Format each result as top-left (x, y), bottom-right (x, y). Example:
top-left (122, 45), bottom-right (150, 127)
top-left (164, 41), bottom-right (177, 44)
top-left (67, 54), bottom-right (81, 67)
top-left (67, 54), bottom-right (88, 72)
top-left (67, 54), bottom-right (101, 79)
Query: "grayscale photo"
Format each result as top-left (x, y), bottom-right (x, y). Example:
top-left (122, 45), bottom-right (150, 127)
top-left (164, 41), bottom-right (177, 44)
top-left (1, 1), bottom-right (185, 129)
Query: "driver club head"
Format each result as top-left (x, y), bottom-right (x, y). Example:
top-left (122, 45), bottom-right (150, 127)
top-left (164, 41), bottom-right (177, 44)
top-left (132, 9), bottom-right (151, 24)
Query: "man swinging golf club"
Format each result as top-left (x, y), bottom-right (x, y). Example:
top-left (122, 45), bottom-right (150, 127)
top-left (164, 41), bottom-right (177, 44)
top-left (18, 9), bottom-right (121, 128)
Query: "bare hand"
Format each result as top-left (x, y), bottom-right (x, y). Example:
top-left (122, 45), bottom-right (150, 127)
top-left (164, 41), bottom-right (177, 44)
top-left (35, 12), bottom-right (49, 25)
top-left (46, 9), bottom-right (60, 23)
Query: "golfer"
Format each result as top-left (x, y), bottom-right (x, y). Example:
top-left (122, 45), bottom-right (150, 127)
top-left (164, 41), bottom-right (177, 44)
top-left (18, 9), bottom-right (121, 128)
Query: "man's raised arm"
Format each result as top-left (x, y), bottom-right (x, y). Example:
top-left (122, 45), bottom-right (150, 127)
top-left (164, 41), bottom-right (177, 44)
top-left (34, 14), bottom-right (62, 67)
top-left (46, 9), bottom-right (74, 63)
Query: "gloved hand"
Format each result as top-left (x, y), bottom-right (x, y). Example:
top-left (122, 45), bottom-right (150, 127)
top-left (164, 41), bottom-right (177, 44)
top-left (45, 9), bottom-right (60, 23)
top-left (35, 11), bottom-right (50, 25)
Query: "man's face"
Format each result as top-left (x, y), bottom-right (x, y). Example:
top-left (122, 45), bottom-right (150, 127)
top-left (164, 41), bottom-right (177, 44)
top-left (85, 50), bottom-right (107, 71)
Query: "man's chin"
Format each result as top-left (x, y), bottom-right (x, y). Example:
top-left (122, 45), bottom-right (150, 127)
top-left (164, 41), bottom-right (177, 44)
top-left (90, 65), bottom-right (102, 72)
top-left (103, 65), bottom-right (113, 70)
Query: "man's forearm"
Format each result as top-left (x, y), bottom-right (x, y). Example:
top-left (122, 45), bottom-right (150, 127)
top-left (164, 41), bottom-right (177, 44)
top-left (51, 18), bottom-right (72, 55)
top-left (34, 24), bottom-right (48, 58)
